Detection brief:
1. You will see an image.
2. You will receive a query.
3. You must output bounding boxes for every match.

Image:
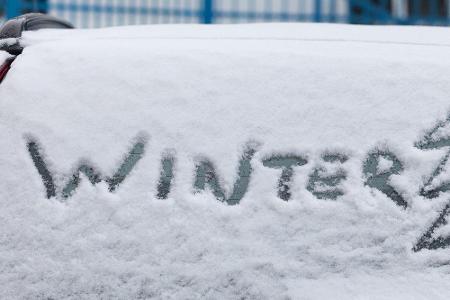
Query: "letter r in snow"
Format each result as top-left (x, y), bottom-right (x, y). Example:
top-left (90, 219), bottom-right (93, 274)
top-left (363, 150), bottom-right (407, 208)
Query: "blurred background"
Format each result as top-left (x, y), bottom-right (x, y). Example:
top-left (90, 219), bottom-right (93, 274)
top-left (0, 0), bottom-right (449, 28)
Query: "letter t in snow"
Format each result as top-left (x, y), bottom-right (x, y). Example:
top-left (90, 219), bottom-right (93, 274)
top-left (262, 155), bottom-right (308, 201)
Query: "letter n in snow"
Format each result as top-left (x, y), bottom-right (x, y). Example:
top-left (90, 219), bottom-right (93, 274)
top-left (193, 145), bottom-right (257, 205)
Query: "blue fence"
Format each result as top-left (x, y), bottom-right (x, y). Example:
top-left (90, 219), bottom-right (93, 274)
top-left (1, 1), bottom-right (450, 27)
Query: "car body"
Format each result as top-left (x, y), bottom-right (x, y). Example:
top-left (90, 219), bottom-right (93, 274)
top-left (1, 22), bottom-right (450, 298)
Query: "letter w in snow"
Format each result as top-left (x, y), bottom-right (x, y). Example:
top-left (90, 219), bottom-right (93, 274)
top-left (27, 135), bottom-right (147, 199)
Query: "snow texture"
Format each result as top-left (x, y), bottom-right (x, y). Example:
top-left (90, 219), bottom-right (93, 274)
top-left (0, 48), bottom-right (11, 62)
top-left (2, 23), bottom-right (450, 299)
top-left (0, 38), bottom-right (18, 48)
top-left (377, 157), bottom-right (394, 174)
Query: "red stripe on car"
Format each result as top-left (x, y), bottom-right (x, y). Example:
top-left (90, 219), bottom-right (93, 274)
top-left (0, 57), bottom-right (15, 83)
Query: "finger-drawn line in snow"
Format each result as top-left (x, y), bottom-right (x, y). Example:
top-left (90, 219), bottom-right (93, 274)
top-left (27, 134), bottom-right (148, 200)
top-left (307, 153), bottom-right (348, 201)
top-left (157, 153), bottom-right (175, 200)
top-left (27, 139), bottom-right (56, 199)
top-left (415, 115), bottom-right (450, 199)
top-left (363, 150), bottom-right (407, 208)
top-left (262, 155), bottom-right (308, 201)
top-left (194, 144), bottom-right (258, 205)
top-left (414, 115), bottom-right (450, 251)
top-left (26, 136), bottom-right (406, 206)
top-left (413, 203), bottom-right (450, 252)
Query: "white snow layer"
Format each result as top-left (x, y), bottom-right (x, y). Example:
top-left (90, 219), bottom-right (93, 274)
top-left (1, 23), bottom-right (450, 299)
top-left (0, 50), bottom-right (10, 64)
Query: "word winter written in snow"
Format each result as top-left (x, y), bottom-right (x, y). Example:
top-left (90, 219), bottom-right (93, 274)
top-left (26, 116), bottom-right (450, 252)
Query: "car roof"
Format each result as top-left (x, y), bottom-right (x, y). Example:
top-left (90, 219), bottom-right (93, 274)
top-left (21, 23), bottom-right (450, 46)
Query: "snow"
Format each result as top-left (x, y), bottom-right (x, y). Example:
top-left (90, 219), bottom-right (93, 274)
top-left (0, 38), bottom-right (18, 48)
top-left (0, 48), bottom-right (11, 63)
top-left (377, 157), bottom-right (394, 174)
top-left (1, 23), bottom-right (450, 298)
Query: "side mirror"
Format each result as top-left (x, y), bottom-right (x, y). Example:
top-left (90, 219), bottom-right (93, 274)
top-left (0, 13), bottom-right (74, 55)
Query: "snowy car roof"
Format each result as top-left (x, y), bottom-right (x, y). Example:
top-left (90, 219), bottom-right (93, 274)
top-left (20, 22), bottom-right (450, 45)
top-left (2, 23), bottom-right (449, 171)
top-left (2, 24), bottom-right (450, 298)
